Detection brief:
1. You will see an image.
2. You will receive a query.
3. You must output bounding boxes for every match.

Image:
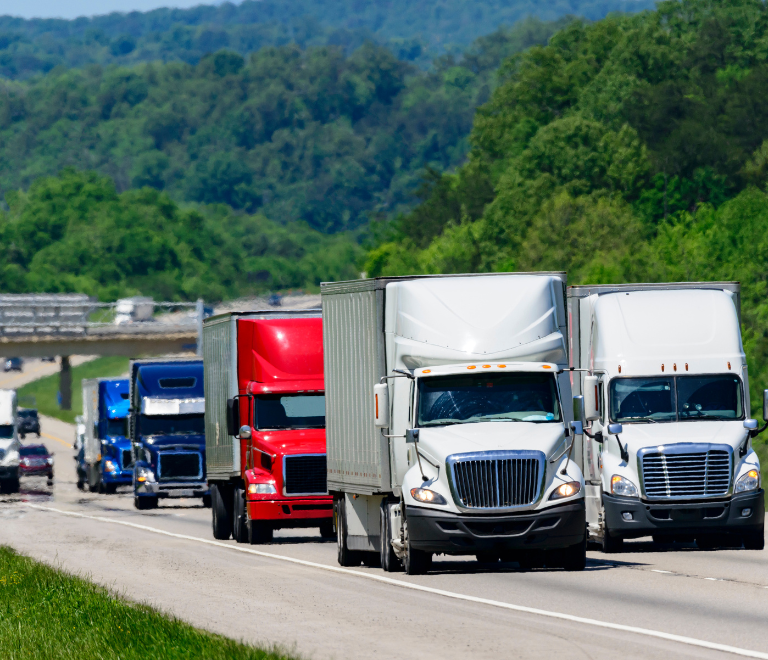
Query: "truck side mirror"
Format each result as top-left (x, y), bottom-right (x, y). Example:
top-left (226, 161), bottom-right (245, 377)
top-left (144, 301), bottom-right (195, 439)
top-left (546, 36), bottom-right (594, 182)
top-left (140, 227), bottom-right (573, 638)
top-left (226, 398), bottom-right (240, 436)
top-left (373, 383), bottom-right (390, 428)
top-left (763, 389), bottom-right (768, 421)
top-left (405, 428), bottom-right (419, 444)
top-left (239, 425), bottom-right (252, 439)
top-left (743, 419), bottom-right (758, 431)
top-left (569, 420), bottom-right (583, 435)
top-left (607, 423), bottom-right (623, 435)
top-left (572, 395), bottom-right (585, 425)
top-left (583, 376), bottom-right (599, 421)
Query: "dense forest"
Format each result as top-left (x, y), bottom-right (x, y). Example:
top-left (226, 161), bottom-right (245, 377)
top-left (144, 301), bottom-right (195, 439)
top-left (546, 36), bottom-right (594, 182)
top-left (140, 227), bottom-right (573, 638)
top-left (0, 169), bottom-right (360, 300)
top-left (0, 0), bottom-right (652, 77)
top-left (0, 19), bottom-right (567, 233)
top-left (367, 0), bottom-right (768, 408)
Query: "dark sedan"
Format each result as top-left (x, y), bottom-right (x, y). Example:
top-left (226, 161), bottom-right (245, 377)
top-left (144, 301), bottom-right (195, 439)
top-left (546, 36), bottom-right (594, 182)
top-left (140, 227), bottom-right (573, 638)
top-left (18, 409), bottom-right (40, 438)
top-left (19, 445), bottom-right (53, 482)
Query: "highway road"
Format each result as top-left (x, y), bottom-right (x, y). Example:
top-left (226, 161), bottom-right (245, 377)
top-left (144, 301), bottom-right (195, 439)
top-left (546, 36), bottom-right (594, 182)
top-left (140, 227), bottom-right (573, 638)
top-left (1, 415), bottom-right (767, 660)
top-left (0, 355), bottom-right (96, 391)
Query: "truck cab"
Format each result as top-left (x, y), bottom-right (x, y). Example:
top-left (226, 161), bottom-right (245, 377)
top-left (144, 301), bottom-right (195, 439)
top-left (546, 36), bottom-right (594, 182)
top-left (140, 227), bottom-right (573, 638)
top-left (130, 359), bottom-right (209, 509)
top-left (569, 284), bottom-right (765, 551)
top-left (0, 389), bottom-right (20, 494)
top-left (77, 378), bottom-right (132, 493)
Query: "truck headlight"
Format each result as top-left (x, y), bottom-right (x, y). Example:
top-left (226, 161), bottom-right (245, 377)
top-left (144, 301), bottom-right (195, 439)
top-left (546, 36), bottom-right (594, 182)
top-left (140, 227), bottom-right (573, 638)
top-left (549, 481), bottom-right (581, 500)
top-left (410, 488), bottom-right (446, 505)
top-left (611, 475), bottom-right (639, 497)
top-left (137, 466), bottom-right (156, 483)
top-left (104, 460), bottom-right (117, 473)
top-left (248, 483), bottom-right (277, 495)
top-left (735, 469), bottom-right (760, 493)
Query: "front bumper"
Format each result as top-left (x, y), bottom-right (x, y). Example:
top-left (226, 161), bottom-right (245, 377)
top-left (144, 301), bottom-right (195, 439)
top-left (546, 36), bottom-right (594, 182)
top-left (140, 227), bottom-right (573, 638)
top-left (102, 469), bottom-right (132, 484)
top-left (603, 490), bottom-right (765, 539)
top-left (20, 466), bottom-right (52, 477)
top-left (135, 480), bottom-right (209, 499)
top-left (247, 497), bottom-right (332, 528)
top-left (406, 500), bottom-right (586, 554)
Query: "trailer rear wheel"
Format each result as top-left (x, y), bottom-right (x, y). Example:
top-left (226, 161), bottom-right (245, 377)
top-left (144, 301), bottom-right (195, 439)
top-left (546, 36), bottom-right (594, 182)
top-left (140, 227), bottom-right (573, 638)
top-left (743, 526), bottom-right (765, 550)
top-left (336, 497), bottom-right (362, 567)
top-left (211, 483), bottom-right (233, 540)
top-left (233, 487), bottom-right (248, 543)
top-left (248, 520), bottom-right (273, 544)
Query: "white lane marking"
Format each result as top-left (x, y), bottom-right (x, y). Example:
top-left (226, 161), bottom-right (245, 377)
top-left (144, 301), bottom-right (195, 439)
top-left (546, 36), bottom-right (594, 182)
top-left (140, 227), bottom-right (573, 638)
top-left (21, 502), bottom-right (768, 660)
top-left (652, 569), bottom-right (673, 574)
top-left (40, 431), bottom-right (73, 449)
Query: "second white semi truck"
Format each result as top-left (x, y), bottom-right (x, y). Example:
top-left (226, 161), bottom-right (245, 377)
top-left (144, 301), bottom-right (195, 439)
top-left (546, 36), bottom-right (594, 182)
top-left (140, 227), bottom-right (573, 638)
top-left (0, 389), bottom-right (20, 493)
top-left (322, 272), bottom-right (587, 574)
top-left (568, 282), bottom-right (765, 551)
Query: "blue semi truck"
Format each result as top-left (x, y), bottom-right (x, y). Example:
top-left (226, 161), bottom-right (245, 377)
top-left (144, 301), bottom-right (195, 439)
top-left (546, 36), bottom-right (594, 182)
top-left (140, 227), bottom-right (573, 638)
top-left (76, 378), bottom-right (132, 494)
top-left (129, 357), bottom-right (210, 510)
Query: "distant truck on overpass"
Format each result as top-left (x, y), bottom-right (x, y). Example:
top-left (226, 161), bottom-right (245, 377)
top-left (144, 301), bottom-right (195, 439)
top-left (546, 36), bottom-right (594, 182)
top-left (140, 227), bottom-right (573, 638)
top-left (204, 311), bottom-right (333, 544)
top-left (130, 358), bottom-right (209, 509)
top-left (76, 378), bottom-right (132, 494)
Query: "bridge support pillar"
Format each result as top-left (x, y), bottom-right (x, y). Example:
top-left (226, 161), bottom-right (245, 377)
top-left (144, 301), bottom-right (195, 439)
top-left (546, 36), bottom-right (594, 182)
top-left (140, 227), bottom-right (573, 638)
top-left (59, 356), bottom-right (72, 410)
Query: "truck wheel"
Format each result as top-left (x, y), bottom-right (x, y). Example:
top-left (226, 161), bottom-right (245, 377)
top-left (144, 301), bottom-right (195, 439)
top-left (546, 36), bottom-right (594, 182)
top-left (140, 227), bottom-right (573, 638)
top-left (232, 487), bottom-right (248, 543)
top-left (248, 520), bottom-right (273, 544)
top-left (105, 483), bottom-right (117, 495)
top-left (559, 536), bottom-right (587, 571)
top-left (319, 520), bottom-right (335, 539)
top-left (0, 477), bottom-right (20, 494)
top-left (211, 484), bottom-right (233, 540)
top-left (403, 521), bottom-right (432, 575)
top-left (134, 496), bottom-right (158, 510)
top-left (601, 528), bottom-right (623, 554)
top-left (202, 494), bottom-right (212, 508)
top-left (380, 504), bottom-right (401, 572)
top-left (87, 466), bottom-right (100, 493)
top-left (743, 526), bottom-right (765, 550)
top-left (336, 498), bottom-right (362, 567)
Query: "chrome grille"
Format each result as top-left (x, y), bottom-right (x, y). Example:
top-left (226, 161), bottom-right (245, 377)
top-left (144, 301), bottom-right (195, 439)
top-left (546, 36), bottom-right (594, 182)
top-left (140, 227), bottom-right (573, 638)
top-left (641, 445), bottom-right (731, 499)
top-left (158, 452), bottom-right (202, 480)
top-left (448, 451), bottom-right (543, 510)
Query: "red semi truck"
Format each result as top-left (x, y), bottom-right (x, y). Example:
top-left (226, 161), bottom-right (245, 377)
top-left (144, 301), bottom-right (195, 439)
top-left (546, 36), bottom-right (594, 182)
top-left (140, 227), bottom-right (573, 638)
top-left (203, 310), bottom-right (333, 543)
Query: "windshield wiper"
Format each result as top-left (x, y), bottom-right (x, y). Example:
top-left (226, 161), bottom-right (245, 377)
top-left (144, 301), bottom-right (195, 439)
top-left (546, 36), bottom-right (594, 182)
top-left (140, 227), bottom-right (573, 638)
top-left (621, 416), bottom-right (658, 423)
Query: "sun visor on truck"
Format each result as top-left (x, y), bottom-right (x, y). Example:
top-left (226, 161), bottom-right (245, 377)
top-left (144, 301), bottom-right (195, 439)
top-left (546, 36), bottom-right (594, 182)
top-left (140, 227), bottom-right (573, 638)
top-left (141, 397), bottom-right (205, 415)
top-left (385, 275), bottom-right (567, 368)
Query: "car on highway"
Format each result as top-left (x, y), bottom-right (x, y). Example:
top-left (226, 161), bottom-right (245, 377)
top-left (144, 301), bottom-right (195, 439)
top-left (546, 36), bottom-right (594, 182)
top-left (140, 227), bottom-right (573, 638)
top-left (3, 357), bottom-right (22, 372)
top-left (19, 444), bottom-right (53, 483)
top-left (41, 356), bottom-right (56, 363)
top-left (17, 409), bottom-right (40, 438)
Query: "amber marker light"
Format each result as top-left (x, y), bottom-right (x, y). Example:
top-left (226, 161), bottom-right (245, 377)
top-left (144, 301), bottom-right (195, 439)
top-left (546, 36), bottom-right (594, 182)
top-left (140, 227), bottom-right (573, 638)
top-left (661, 364), bottom-right (665, 372)
top-left (498, 364), bottom-right (506, 368)
top-left (467, 365), bottom-right (476, 370)
top-left (482, 364), bottom-right (491, 368)
top-left (685, 363), bottom-right (689, 371)
top-left (728, 362), bottom-right (732, 370)
top-left (673, 363), bottom-right (677, 372)
top-left (618, 365), bottom-right (622, 373)
top-left (542, 365), bottom-right (552, 369)
top-left (748, 469), bottom-right (759, 479)
top-left (422, 369), bottom-right (431, 374)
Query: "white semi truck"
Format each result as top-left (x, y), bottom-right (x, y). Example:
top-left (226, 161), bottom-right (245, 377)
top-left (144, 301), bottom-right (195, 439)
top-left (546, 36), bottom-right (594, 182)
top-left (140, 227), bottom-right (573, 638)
top-left (568, 282), bottom-right (765, 551)
top-left (322, 273), bottom-right (587, 574)
top-left (0, 389), bottom-right (20, 493)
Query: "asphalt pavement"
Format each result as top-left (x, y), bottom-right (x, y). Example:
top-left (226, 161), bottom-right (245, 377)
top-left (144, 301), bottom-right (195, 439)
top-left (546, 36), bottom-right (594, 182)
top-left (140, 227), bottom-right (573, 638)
top-left (1, 415), bottom-right (766, 660)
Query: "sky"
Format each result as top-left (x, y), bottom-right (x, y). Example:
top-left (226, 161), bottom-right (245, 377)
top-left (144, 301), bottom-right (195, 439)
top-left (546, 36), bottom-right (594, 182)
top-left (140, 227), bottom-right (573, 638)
top-left (0, 1), bottom-right (227, 20)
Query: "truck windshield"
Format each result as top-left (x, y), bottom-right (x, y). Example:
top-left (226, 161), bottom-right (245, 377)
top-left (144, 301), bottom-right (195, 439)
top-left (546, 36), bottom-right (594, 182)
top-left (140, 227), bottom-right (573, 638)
top-left (610, 375), bottom-right (743, 423)
top-left (417, 372), bottom-right (561, 427)
top-left (254, 394), bottom-right (325, 430)
top-left (106, 418), bottom-right (127, 436)
top-left (0, 425), bottom-right (13, 438)
top-left (139, 414), bottom-right (205, 436)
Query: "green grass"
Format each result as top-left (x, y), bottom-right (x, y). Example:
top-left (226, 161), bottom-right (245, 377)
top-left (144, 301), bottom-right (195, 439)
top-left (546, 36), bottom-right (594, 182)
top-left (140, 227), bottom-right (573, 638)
top-left (17, 356), bottom-right (130, 424)
top-left (0, 546), bottom-right (294, 660)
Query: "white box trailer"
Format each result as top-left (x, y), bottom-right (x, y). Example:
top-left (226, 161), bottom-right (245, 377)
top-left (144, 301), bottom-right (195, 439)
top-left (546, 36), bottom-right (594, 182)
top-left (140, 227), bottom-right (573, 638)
top-left (0, 389), bottom-right (20, 493)
top-left (568, 282), bottom-right (765, 551)
top-left (323, 272), bottom-right (588, 574)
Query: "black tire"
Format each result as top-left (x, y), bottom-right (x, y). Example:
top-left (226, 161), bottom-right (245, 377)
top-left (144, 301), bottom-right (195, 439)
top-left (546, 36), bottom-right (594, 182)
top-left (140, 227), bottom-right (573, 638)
top-left (19, 433), bottom-right (25, 440)
top-left (211, 483), bottom-right (233, 540)
top-left (517, 551), bottom-right (544, 570)
top-left (336, 498), bottom-right (362, 567)
top-left (202, 494), bottom-right (212, 508)
top-left (319, 519), bottom-right (335, 539)
top-left (87, 465), bottom-right (100, 493)
top-left (476, 552), bottom-right (500, 565)
top-left (601, 528), bottom-right (624, 554)
top-left (0, 477), bottom-right (20, 494)
top-left (559, 536), bottom-right (587, 571)
top-left (362, 552), bottom-right (381, 568)
top-left (105, 483), bottom-right (117, 495)
top-left (743, 526), bottom-right (765, 550)
top-left (380, 504), bottom-right (401, 572)
top-left (248, 520), bottom-right (273, 544)
top-left (403, 520), bottom-right (432, 575)
top-left (232, 487), bottom-right (248, 543)
top-left (134, 496), bottom-right (158, 510)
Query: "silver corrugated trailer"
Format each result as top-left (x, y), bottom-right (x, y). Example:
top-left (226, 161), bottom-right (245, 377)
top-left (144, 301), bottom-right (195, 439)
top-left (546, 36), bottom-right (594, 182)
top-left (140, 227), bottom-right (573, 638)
top-left (82, 379), bottom-right (101, 466)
